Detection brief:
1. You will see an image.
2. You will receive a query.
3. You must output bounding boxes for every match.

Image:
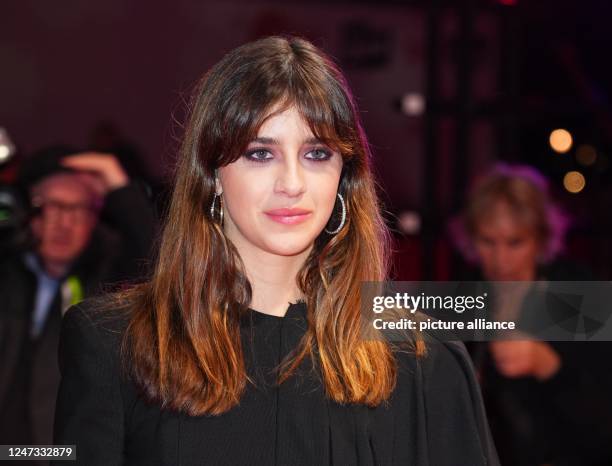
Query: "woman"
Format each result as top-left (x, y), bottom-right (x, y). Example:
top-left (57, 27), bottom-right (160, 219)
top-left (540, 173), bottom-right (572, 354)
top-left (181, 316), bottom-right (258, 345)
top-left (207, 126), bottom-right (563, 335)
top-left (452, 164), bottom-right (612, 466)
top-left (54, 36), bottom-right (499, 466)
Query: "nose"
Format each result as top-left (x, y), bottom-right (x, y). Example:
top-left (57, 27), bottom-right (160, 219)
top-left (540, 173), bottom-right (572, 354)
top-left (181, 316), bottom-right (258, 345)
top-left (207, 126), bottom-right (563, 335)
top-left (45, 207), bottom-right (75, 231)
top-left (274, 157), bottom-right (306, 197)
top-left (490, 245), bottom-right (512, 275)
top-left (52, 207), bottom-right (72, 226)
top-left (489, 245), bottom-right (501, 267)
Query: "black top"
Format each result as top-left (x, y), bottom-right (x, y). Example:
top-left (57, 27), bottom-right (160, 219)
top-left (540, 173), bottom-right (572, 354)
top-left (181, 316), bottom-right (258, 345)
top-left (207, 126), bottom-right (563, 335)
top-left (54, 299), bottom-right (500, 466)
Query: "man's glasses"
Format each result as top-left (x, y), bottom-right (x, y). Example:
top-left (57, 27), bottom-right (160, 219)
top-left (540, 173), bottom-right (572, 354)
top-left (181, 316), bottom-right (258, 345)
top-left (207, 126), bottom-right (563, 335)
top-left (31, 197), bottom-right (97, 223)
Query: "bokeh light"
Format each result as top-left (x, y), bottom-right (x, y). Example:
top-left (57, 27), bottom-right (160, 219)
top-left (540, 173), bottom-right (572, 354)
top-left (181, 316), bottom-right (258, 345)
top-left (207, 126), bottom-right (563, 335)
top-left (401, 93), bottom-right (425, 116)
top-left (549, 128), bottom-right (573, 154)
top-left (0, 128), bottom-right (16, 164)
top-left (576, 144), bottom-right (597, 166)
top-left (563, 171), bottom-right (586, 193)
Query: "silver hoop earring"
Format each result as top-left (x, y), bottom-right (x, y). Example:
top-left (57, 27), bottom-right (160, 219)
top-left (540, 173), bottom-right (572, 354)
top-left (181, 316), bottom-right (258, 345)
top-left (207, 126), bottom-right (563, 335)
top-left (210, 192), bottom-right (224, 225)
top-left (325, 192), bottom-right (346, 235)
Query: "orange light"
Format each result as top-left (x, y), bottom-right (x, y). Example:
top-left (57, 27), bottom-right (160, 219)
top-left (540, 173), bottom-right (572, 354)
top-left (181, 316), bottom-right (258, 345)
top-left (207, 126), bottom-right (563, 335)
top-left (549, 129), bottom-right (573, 154)
top-left (563, 171), bottom-right (585, 193)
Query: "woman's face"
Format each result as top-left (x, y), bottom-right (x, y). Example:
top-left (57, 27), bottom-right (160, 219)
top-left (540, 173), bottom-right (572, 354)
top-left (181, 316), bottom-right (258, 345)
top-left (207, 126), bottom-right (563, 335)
top-left (218, 105), bottom-right (344, 257)
top-left (473, 201), bottom-right (540, 281)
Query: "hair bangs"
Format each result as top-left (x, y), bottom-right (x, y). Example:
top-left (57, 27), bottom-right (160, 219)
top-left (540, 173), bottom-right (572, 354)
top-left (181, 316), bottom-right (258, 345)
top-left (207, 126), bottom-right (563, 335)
top-left (207, 44), bottom-right (359, 168)
top-left (295, 97), bottom-right (356, 161)
top-left (287, 66), bottom-right (358, 160)
top-left (211, 79), bottom-right (288, 167)
top-left (215, 92), bottom-right (356, 169)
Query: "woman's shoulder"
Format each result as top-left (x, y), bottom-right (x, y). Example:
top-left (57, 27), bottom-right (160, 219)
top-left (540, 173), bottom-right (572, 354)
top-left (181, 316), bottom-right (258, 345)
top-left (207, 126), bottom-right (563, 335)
top-left (55, 295), bottom-right (136, 462)
top-left (392, 326), bottom-right (475, 380)
top-left (389, 333), bottom-right (500, 465)
top-left (420, 333), bottom-right (475, 378)
top-left (391, 329), bottom-right (482, 400)
top-left (61, 294), bottom-right (132, 354)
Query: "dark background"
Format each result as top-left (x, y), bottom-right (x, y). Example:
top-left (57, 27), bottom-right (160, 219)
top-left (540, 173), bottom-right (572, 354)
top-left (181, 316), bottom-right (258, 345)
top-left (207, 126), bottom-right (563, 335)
top-left (3, 0), bottom-right (611, 280)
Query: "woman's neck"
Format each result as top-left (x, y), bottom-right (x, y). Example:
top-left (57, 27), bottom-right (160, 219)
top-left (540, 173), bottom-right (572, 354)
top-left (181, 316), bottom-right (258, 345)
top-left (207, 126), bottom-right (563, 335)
top-left (237, 244), bottom-right (311, 317)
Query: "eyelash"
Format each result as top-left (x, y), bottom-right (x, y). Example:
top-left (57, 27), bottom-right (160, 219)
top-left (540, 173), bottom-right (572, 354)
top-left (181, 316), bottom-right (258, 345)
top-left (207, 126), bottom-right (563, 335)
top-left (243, 148), bottom-right (333, 163)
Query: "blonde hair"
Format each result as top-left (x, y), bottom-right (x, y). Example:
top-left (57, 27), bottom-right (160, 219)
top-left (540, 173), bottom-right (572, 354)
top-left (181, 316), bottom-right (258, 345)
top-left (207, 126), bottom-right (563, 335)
top-left (451, 163), bottom-right (569, 264)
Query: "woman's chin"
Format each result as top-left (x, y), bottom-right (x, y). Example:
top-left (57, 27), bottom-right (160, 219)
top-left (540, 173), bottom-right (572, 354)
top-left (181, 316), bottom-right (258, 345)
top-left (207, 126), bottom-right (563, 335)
top-left (262, 235), bottom-right (317, 257)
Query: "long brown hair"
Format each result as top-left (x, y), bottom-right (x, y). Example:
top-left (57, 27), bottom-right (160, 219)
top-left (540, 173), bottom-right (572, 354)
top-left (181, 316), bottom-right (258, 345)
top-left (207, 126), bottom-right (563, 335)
top-left (111, 36), bottom-right (423, 416)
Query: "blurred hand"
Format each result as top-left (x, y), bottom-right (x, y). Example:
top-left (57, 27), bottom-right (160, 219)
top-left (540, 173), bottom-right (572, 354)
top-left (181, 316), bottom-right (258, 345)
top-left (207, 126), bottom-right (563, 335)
top-left (489, 339), bottom-right (561, 381)
top-left (60, 152), bottom-right (129, 196)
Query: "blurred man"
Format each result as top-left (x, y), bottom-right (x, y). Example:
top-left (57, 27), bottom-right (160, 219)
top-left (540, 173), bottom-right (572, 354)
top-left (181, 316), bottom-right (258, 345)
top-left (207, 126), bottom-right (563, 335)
top-left (0, 146), bottom-right (157, 463)
top-left (452, 164), bottom-right (612, 466)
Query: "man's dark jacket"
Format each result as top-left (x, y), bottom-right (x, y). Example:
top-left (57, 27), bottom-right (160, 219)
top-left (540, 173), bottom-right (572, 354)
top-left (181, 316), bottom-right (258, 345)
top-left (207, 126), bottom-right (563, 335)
top-left (0, 182), bottom-right (157, 463)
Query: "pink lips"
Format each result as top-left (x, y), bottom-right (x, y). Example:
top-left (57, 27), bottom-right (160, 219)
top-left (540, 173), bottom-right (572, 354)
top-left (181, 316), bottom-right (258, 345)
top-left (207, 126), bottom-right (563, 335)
top-left (264, 207), bottom-right (312, 225)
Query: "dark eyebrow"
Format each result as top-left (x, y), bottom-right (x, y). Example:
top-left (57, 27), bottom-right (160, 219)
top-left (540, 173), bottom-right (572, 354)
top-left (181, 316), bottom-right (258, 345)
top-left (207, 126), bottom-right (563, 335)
top-left (248, 137), bottom-right (325, 145)
top-left (303, 137), bottom-right (324, 145)
top-left (250, 137), bottom-right (280, 145)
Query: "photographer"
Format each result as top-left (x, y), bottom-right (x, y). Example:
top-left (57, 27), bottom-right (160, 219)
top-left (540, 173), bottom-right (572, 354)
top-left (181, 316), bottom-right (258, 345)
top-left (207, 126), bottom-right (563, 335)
top-left (0, 146), bottom-right (157, 462)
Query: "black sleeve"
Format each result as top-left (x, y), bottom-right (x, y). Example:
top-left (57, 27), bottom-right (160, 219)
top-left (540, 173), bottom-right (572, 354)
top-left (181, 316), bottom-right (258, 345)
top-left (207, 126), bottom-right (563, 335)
top-left (53, 304), bottom-right (125, 466)
top-left (420, 338), bottom-right (500, 466)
